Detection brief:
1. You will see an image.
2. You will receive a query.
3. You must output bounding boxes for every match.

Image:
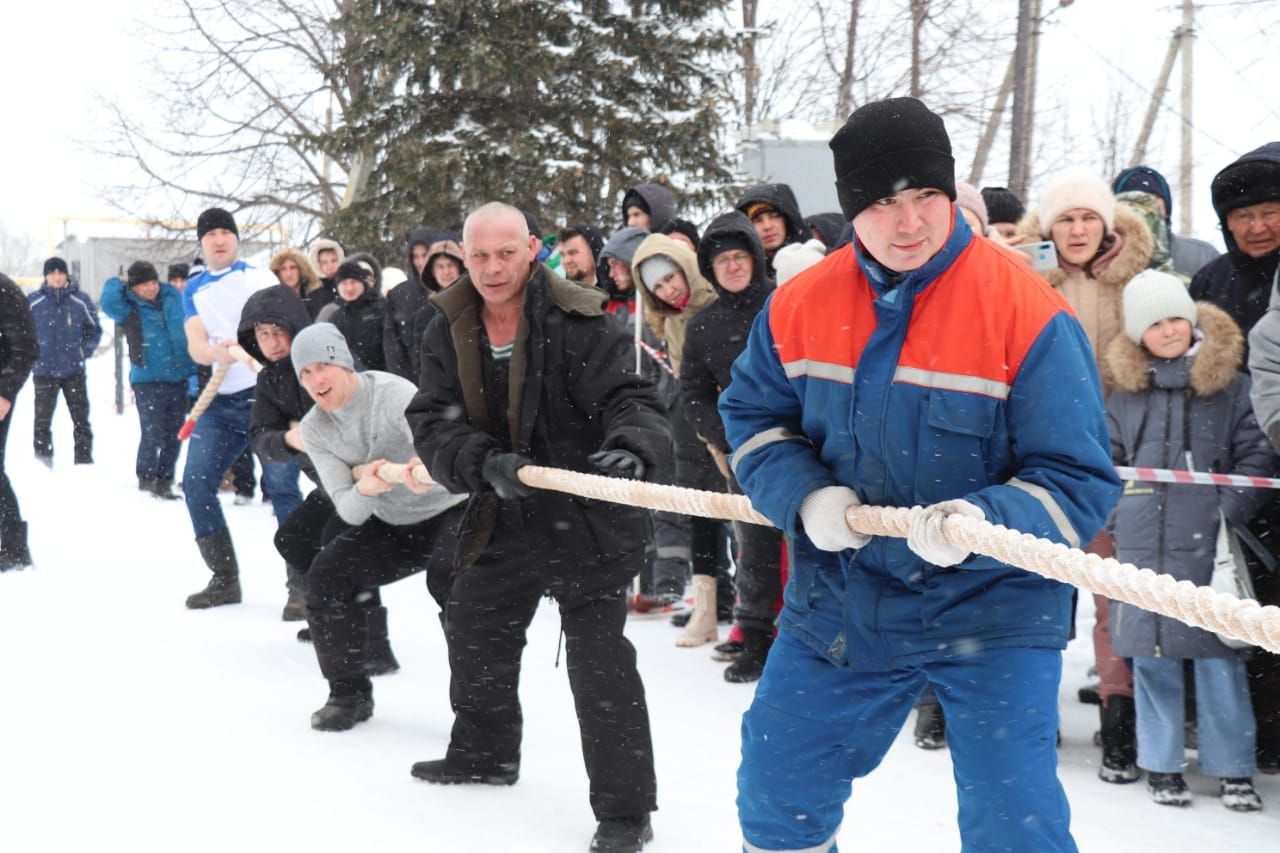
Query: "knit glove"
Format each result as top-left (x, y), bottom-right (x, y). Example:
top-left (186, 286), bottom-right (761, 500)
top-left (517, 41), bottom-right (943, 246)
top-left (588, 448), bottom-right (646, 480)
top-left (481, 452), bottom-right (535, 500)
top-left (798, 486), bottom-right (871, 552)
top-left (906, 499), bottom-right (985, 567)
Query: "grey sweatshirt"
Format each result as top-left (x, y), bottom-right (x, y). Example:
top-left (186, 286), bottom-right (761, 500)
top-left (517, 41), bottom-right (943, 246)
top-left (302, 370), bottom-right (467, 526)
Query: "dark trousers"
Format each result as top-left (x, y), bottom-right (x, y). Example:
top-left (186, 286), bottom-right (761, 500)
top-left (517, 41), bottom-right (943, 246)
top-left (445, 514), bottom-right (657, 820)
top-left (306, 508), bottom-right (462, 693)
top-left (132, 381), bottom-right (187, 480)
top-left (32, 373), bottom-right (91, 460)
top-left (1251, 564), bottom-right (1280, 767)
top-left (275, 488), bottom-right (342, 571)
top-left (729, 475), bottom-right (784, 633)
top-left (673, 405), bottom-right (731, 583)
top-left (0, 400), bottom-right (23, 542)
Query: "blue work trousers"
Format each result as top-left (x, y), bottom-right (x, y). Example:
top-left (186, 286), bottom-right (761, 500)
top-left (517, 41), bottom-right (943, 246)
top-left (738, 631), bottom-right (1075, 853)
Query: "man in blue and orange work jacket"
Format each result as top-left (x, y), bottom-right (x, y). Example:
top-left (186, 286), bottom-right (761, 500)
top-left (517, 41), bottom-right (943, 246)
top-left (721, 97), bottom-right (1121, 853)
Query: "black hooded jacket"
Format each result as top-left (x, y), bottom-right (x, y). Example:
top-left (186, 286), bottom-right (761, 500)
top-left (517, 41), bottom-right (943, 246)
top-left (736, 183), bottom-right (807, 265)
top-left (1190, 143), bottom-right (1280, 350)
top-left (680, 211), bottom-right (774, 452)
top-left (0, 274), bottom-right (39, 402)
top-left (330, 253), bottom-right (388, 372)
top-left (805, 212), bottom-right (851, 250)
top-left (385, 227), bottom-right (450, 379)
top-left (621, 183), bottom-right (677, 233)
top-left (236, 285), bottom-right (317, 481)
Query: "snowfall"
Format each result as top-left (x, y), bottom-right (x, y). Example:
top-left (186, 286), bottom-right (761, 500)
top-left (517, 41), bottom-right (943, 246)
top-left (2, 336), bottom-right (1278, 853)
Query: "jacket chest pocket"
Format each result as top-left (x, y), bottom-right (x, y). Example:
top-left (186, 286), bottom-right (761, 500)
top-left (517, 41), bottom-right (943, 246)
top-left (914, 391), bottom-right (999, 501)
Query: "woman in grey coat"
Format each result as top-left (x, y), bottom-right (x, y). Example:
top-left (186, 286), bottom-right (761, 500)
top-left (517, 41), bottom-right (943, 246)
top-left (1106, 270), bottom-right (1274, 810)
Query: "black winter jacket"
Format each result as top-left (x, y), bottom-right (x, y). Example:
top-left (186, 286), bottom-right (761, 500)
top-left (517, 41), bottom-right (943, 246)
top-left (0, 274), bottom-right (38, 401)
top-left (736, 183), bottom-right (807, 273)
top-left (385, 227), bottom-right (449, 379)
top-left (237, 285), bottom-right (317, 482)
top-left (681, 211), bottom-right (774, 453)
top-left (331, 286), bottom-right (389, 373)
top-left (407, 264), bottom-right (671, 595)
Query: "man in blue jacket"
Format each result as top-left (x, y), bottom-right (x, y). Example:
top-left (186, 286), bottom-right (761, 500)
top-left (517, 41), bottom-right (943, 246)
top-left (722, 98), bottom-right (1120, 852)
top-left (100, 261), bottom-right (197, 499)
top-left (27, 257), bottom-right (102, 466)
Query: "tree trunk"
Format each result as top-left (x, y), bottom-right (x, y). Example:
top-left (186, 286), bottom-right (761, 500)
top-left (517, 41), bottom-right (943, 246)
top-left (835, 0), bottom-right (861, 121)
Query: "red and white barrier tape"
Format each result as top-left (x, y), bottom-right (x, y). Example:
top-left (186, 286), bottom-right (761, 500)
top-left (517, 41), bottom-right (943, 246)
top-left (639, 340), bottom-right (677, 378)
top-left (1116, 466), bottom-right (1280, 490)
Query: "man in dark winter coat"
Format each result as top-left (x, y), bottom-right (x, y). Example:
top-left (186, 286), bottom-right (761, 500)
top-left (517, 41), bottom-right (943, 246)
top-left (804, 212), bottom-right (849, 250)
top-left (384, 227), bottom-right (445, 379)
top-left (407, 202), bottom-right (669, 853)
top-left (237, 284), bottom-right (317, 621)
top-left (682, 211), bottom-right (784, 682)
top-left (27, 257), bottom-right (101, 466)
top-left (325, 254), bottom-right (388, 372)
top-left (1202, 141), bottom-right (1280, 775)
top-left (0, 273), bottom-right (38, 570)
top-left (1114, 165), bottom-right (1220, 278)
top-left (557, 223), bottom-right (604, 286)
top-left (736, 183), bottom-right (807, 276)
top-left (621, 182), bottom-right (677, 233)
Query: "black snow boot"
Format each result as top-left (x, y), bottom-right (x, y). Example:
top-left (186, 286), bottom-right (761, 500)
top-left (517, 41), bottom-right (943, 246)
top-left (913, 702), bottom-right (947, 750)
top-left (152, 478), bottom-right (181, 500)
top-left (724, 628), bottom-right (773, 684)
top-left (310, 681), bottom-right (374, 731)
top-left (589, 815), bottom-right (653, 853)
top-left (1148, 771), bottom-right (1191, 806)
top-left (410, 758), bottom-right (520, 786)
top-left (0, 520), bottom-right (33, 571)
top-left (186, 528), bottom-right (242, 609)
top-left (362, 604), bottom-right (400, 676)
top-left (1098, 695), bottom-right (1140, 783)
top-left (282, 565), bottom-right (307, 622)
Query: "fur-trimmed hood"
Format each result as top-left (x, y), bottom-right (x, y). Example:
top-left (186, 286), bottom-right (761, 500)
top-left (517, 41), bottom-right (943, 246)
top-left (267, 248), bottom-right (323, 296)
top-left (1016, 203), bottom-right (1155, 291)
top-left (1104, 301), bottom-right (1242, 396)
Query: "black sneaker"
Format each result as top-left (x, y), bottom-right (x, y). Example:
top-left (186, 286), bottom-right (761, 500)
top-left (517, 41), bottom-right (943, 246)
top-left (1221, 777), bottom-right (1263, 812)
top-left (913, 703), bottom-right (947, 750)
top-left (1148, 771), bottom-right (1191, 806)
top-left (1099, 754), bottom-right (1141, 784)
top-left (589, 815), bottom-right (653, 853)
top-left (310, 692), bottom-right (373, 731)
top-left (710, 639), bottom-right (744, 662)
top-left (410, 758), bottom-right (519, 786)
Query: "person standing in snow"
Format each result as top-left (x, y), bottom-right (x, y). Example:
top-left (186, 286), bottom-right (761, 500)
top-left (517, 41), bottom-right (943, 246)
top-left (407, 202), bottom-right (668, 853)
top-left (27, 256), bottom-right (101, 466)
top-left (735, 183), bottom-right (807, 277)
top-left (722, 97), bottom-right (1119, 852)
top-left (99, 261), bottom-right (196, 499)
top-left (292, 323), bottom-right (466, 731)
top-left (0, 273), bottom-right (39, 570)
top-left (179, 207), bottom-right (293, 610)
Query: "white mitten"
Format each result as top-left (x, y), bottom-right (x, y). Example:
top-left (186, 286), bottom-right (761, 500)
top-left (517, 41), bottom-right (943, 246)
top-left (906, 499), bottom-right (985, 567)
top-left (798, 486), bottom-right (871, 552)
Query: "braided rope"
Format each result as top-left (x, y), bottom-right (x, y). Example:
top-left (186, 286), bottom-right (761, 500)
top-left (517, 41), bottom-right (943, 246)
top-left (176, 344), bottom-right (262, 440)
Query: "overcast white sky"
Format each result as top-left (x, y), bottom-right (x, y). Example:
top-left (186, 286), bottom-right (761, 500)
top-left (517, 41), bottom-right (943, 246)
top-left (1, 0), bottom-right (1275, 270)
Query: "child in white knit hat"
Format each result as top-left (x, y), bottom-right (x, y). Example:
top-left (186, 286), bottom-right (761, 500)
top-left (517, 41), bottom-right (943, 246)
top-left (1104, 268), bottom-right (1272, 811)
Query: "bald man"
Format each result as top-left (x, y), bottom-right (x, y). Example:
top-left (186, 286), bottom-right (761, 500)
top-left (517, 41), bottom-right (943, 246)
top-left (407, 203), bottom-right (670, 853)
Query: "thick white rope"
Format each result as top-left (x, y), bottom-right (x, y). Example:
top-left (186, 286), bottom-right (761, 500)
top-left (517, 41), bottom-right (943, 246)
top-left (355, 462), bottom-right (1280, 652)
top-left (177, 344), bottom-right (263, 440)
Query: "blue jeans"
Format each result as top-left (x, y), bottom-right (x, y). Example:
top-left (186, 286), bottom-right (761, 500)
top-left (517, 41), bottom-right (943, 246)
top-left (133, 381), bottom-right (187, 481)
top-left (260, 457), bottom-right (302, 526)
top-left (182, 389), bottom-right (253, 539)
top-left (1133, 655), bottom-right (1256, 777)
top-left (738, 632), bottom-right (1075, 853)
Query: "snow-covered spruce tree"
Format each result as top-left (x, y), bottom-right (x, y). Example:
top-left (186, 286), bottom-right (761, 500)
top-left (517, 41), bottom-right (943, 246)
top-left (327, 0), bottom-right (739, 247)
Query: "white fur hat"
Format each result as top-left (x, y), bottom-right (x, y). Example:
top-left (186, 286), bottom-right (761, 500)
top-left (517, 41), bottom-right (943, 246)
top-left (1122, 269), bottom-right (1197, 344)
top-left (1036, 168), bottom-right (1116, 237)
top-left (774, 239), bottom-right (827, 286)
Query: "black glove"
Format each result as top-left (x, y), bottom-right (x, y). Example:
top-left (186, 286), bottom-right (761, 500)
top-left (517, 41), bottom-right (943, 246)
top-left (481, 452), bottom-right (535, 500)
top-left (588, 449), bottom-right (646, 480)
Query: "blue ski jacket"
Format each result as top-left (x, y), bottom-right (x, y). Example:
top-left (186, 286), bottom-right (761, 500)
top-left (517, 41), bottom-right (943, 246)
top-left (27, 282), bottom-right (102, 378)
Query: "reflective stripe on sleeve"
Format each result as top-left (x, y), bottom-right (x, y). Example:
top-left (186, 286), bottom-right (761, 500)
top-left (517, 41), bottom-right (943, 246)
top-left (782, 359), bottom-right (855, 383)
top-left (893, 366), bottom-right (1010, 400)
top-left (731, 427), bottom-right (811, 477)
top-left (1007, 477), bottom-right (1080, 548)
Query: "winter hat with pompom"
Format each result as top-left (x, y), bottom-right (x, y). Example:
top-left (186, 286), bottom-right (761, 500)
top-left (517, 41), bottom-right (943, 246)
top-left (1123, 269), bottom-right (1197, 344)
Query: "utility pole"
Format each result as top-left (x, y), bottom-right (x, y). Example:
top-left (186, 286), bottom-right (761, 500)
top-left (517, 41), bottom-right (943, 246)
top-left (1019, 0), bottom-right (1042, 196)
top-left (1008, 0), bottom-right (1034, 199)
top-left (1179, 0), bottom-right (1195, 236)
top-left (1130, 27), bottom-right (1185, 167)
top-left (969, 55), bottom-right (1015, 184)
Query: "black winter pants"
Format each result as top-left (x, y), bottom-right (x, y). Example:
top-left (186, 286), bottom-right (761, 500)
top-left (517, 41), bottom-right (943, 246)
top-left (32, 373), bottom-right (91, 460)
top-left (729, 475), bottom-right (783, 633)
top-left (274, 488), bottom-right (343, 571)
top-left (673, 398), bottom-right (731, 585)
top-left (0, 399), bottom-right (24, 543)
top-left (444, 516), bottom-right (657, 820)
top-left (306, 507), bottom-right (462, 693)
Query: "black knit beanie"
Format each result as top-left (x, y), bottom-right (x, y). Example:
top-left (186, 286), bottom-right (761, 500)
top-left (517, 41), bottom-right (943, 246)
top-left (196, 207), bottom-right (239, 240)
top-left (43, 257), bottom-right (69, 276)
top-left (661, 218), bottom-right (701, 250)
top-left (127, 261), bottom-right (159, 288)
top-left (829, 97), bottom-right (956, 221)
top-left (979, 187), bottom-right (1026, 225)
top-left (167, 263), bottom-right (190, 281)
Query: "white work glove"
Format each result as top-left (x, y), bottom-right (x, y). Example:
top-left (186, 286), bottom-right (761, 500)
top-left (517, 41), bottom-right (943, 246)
top-left (798, 486), bottom-right (871, 552)
top-left (907, 499), bottom-right (985, 567)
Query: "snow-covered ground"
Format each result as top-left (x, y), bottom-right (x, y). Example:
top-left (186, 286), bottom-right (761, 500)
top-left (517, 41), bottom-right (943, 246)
top-left (1, 346), bottom-right (1277, 852)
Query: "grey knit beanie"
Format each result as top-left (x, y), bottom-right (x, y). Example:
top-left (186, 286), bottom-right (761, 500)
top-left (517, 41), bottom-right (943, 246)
top-left (291, 323), bottom-right (355, 378)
